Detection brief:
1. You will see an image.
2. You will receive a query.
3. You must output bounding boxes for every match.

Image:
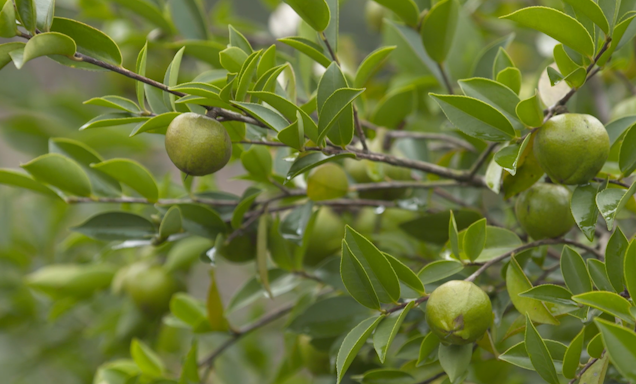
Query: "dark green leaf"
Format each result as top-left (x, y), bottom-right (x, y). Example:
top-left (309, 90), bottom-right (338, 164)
top-left (50, 17), bottom-right (122, 67)
top-left (524, 314), bottom-right (559, 384)
top-left (595, 318), bottom-right (636, 381)
top-left (373, 301), bottom-right (414, 363)
top-left (438, 343), bottom-right (472, 383)
top-left (288, 296), bottom-right (371, 338)
top-left (71, 212), bottom-right (156, 241)
top-left (284, 0), bottom-right (330, 32)
top-left (341, 241), bottom-right (381, 310)
top-left (420, 0), bottom-right (459, 63)
top-left (572, 291), bottom-right (634, 323)
top-left (168, 0), bottom-right (208, 40)
top-left (560, 246), bottom-right (593, 295)
top-left (91, 159), bottom-right (158, 202)
top-left (354, 46), bottom-right (396, 88)
top-left (571, 184), bottom-right (599, 241)
top-left (336, 315), bottom-right (384, 384)
top-left (418, 260), bottom-right (463, 285)
top-left (458, 77), bottom-right (523, 132)
top-left (21, 153), bottom-right (92, 196)
top-left (384, 253), bottom-right (425, 295)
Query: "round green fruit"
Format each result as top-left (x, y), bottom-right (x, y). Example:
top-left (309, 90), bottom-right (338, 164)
top-left (165, 113), bottom-right (232, 176)
top-left (515, 182), bottom-right (575, 240)
top-left (124, 265), bottom-right (180, 315)
top-left (426, 280), bottom-right (493, 345)
top-left (534, 114), bottom-right (609, 185)
top-left (298, 335), bottom-right (331, 375)
top-left (344, 159), bottom-right (412, 201)
top-left (304, 207), bottom-right (345, 266)
top-left (307, 163), bottom-right (349, 201)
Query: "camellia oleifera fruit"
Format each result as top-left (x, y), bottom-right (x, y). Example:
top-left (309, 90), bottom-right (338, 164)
top-left (515, 182), bottom-right (575, 240)
top-left (426, 280), bottom-right (493, 345)
top-left (165, 113), bottom-right (232, 176)
top-left (306, 163), bottom-right (349, 201)
top-left (344, 159), bottom-right (413, 201)
top-left (124, 265), bottom-right (180, 315)
top-left (304, 207), bottom-right (345, 266)
top-left (534, 114), bottom-right (609, 185)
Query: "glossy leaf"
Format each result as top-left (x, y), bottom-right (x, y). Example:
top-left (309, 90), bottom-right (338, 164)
top-left (15, 0), bottom-right (36, 34)
top-left (562, 328), bottom-right (585, 379)
top-left (438, 343), bottom-right (472, 383)
top-left (596, 180), bottom-right (636, 230)
top-left (235, 50), bottom-right (262, 102)
top-left (519, 284), bottom-right (577, 307)
top-left (284, 0), bottom-right (330, 32)
top-left (418, 260), bottom-right (463, 285)
top-left (494, 135), bottom-right (531, 176)
top-left (233, 101), bottom-right (289, 132)
top-left (84, 95), bottom-right (140, 113)
top-left (174, 204), bottom-right (227, 239)
top-left (129, 112), bottom-right (180, 137)
top-left (168, 0), bottom-right (207, 40)
top-left (561, 246), bottom-right (593, 295)
top-left (21, 153), bottom-right (92, 197)
top-left (71, 212), bottom-right (156, 241)
top-left (16, 32), bottom-right (75, 69)
top-left (384, 253), bottom-right (425, 295)
top-left (279, 37), bottom-right (332, 68)
top-left (595, 318), bottom-right (636, 381)
top-left (317, 88), bottom-right (364, 144)
top-left (420, 0), bottom-right (459, 63)
top-left (501, 7), bottom-right (594, 57)
top-left (463, 218), bottom-right (487, 262)
top-left (341, 241), bottom-right (380, 310)
top-left (373, 301), bottom-right (414, 363)
top-left (354, 46), bottom-right (396, 88)
top-left (572, 291), bottom-right (634, 323)
top-left (91, 159), bottom-right (158, 202)
top-left (50, 17), bottom-right (122, 67)
top-left (571, 184), bottom-right (599, 241)
top-left (496, 67), bottom-right (522, 95)
top-left (587, 259), bottom-right (615, 292)
top-left (430, 94), bottom-right (516, 142)
top-left (625, 238), bottom-right (636, 299)
top-left (524, 314), bottom-right (559, 384)
top-left (516, 91), bottom-right (544, 127)
top-left (336, 315), bottom-right (384, 384)
top-left (606, 228), bottom-right (629, 293)
top-left (417, 332), bottom-right (440, 366)
top-left (458, 77), bottom-right (523, 132)
top-left (507, 256), bottom-right (559, 325)
top-left (562, 0), bottom-right (610, 34)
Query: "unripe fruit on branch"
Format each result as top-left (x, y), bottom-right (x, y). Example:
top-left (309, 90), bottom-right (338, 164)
top-left (426, 280), bottom-right (492, 345)
top-left (165, 113), bottom-right (232, 176)
top-left (123, 265), bottom-right (180, 315)
top-left (515, 182), bottom-right (575, 240)
top-left (307, 163), bottom-right (349, 201)
top-left (534, 114), bottom-right (609, 185)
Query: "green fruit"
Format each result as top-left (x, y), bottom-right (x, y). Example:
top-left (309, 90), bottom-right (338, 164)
top-left (344, 159), bottom-right (412, 201)
top-left (304, 208), bottom-right (345, 266)
top-left (165, 113), bottom-right (232, 176)
top-left (307, 163), bottom-right (349, 201)
top-left (298, 335), bottom-right (331, 375)
top-left (124, 265), bottom-right (180, 315)
top-left (515, 182), bottom-right (575, 240)
top-left (534, 114), bottom-right (609, 185)
top-left (426, 280), bottom-right (493, 345)
top-left (217, 231), bottom-right (257, 263)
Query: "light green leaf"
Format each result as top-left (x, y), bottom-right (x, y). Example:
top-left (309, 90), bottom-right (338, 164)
top-left (80, 113), bottom-right (148, 130)
top-left (171, 204), bottom-right (226, 239)
top-left (420, 0), bottom-right (459, 63)
top-left (248, 91), bottom-right (318, 141)
top-left (572, 291), bottom-right (634, 323)
top-left (163, 47), bottom-right (185, 110)
top-left (179, 341), bottom-right (199, 384)
top-left (171, 83), bottom-right (222, 99)
top-left (206, 269), bottom-right (229, 332)
top-left (71, 212), bottom-right (156, 241)
top-left (26, 263), bottom-right (115, 299)
top-left (15, 32), bottom-right (75, 69)
top-left (458, 77), bottom-right (523, 132)
top-left (501, 7), bottom-right (594, 57)
top-left (0, 168), bottom-right (57, 197)
top-left (0, 42), bottom-right (24, 70)
top-left (91, 159), bottom-right (158, 202)
top-left (284, 0), bottom-right (330, 32)
top-left (494, 137), bottom-right (529, 177)
top-left (438, 343), bottom-right (472, 383)
top-left (587, 258), bottom-right (615, 292)
top-left (587, 333), bottom-right (604, 358)
top-left (562, 0), bottom-right (610, 34)
top-left (519, 284), bottom-right (577, 307)
top-left (15, 0), bottom-right (36, 34)
top-left (219, 46), bottom-right (248, 73)
top-left (111, 0), bottom-right (173, 32)
top-left (50, 17), bottom-right (122, 67)
top-left (336, 315), bottom-right (384, 384)
top-left (560, 246), bottom-right (593, 295)
top-left (130, 112), bottom-right (181, 137)
top-left (257, 44), bottom-right (276, 79)
top-left (596, 180), bottom-right (636, 230)
top-left (595, 318), bottom-right (636, 381)
top-left (384, 253), bottom-right (425, 295)
top-left (579, 354), bottom-right (610, 384)
top-left (562, 328), bottom-right (585, 379)
top-left (430, 93), bottom-right (516, 142)
top-left (159, 206), bottom-right (182, 240)
top-left (168, 0), bottom-right (207, 40)
top-left (227, 269), bottom-right (298, 313)
top-left (463, 218), bottom-right (486, 262)
top-left (507, 256), bottom-right (559, 325)
top-left (524, 314), bottom-right (559, 384)
top-left (231, 188), bottom-right (262, 229)
top-left (170, 293), bottom-right (211, 333)
top-left (233, 101), bottom-right (289, 132)
top-left (236, 50), bottom-right (262, 102)
top-left (21, 153), bottom-right (91, 196)
top-left (0, 0), bottom-right (16, 38)
top-left (553, 44), bottom-right (581, 78)
top-left (241, 145), bottom-right (272, 180)
top-left (372, 0), bottom-right (418, 26)
top-left (624, 238), bottom-right (636, 299)
top-left (606, 227), bottom-right (629, 293)
top-left (131, 338), bottom-right (164, 377)
top-left (354, 46), bottom-right (396, 88)
top-left (417, 332), bottom-right (440, 366)
top-left (228, 25), bottom-right (253, 54)
top-left (373, 301), bottom-right (415, 363)
top-left (516, 91), bottom-right (544, 127)
top-left (496, 67), bottom-right (522, 95)
top-left (278, 118), bottom-right (305, 151)
top-left (341, 241), bottom-right (381, 310)
top-left (493, 47), bottom-right (515, 77)
top-left (34, 0), bottom-right (55, 32)
top-left (570, 184), bottom-right (599, 242)
top-left (84, 95), bottom-right (140, 113)
top-left (418, 260), bottom-right (463, 285)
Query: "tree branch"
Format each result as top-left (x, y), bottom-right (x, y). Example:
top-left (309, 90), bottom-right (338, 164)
top-left (385, 131), bottom-right (477, 152)
top-left (568, 356), bottom-right (600, 384)
top-left (437, 62), bottom-right (454, 95)
top-left (469, 143), bottom-right (497, 177)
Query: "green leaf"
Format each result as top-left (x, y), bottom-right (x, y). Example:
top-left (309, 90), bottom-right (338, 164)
top-left (15, 0), bottom-right (36, 34)
top-left (458, 77), bottom-right (523, 132)
top-left (553, 44), bottom-right (581, 78)
top-left (524, 314), bottom-right (559, 384)
top-left (562, 328), bottom-right (585, 379)
top-left (595, 318), bottom-right (636, 381)
top-left (587, 259), bottom-right (615, 292)
top-left (172, 204), bottom-right (226, 239)
top-left (219, 46), bottom-right (248, 73)
top-left (562, 0), bottom-right (610, 34)
top-left (560, 246), bottom-right (593, 295)
top-left (430, 93), bottom-right (516, 142)
top-left (573, 291), bottom-right (634, 323)
top-left (255, 64), bottom-right (288, 93)
top-left (169, 293), bottom-right (211, 333)
top-left (547, 66), bottom-right (564, 86)
top-left (496, 67), bottom-right (522, 95)
top-left (279, 36), bottom-right (332, 68)
top-left (493, 47), bottom-right (515, 77)
top-left (606, 228), bottom-right (629, 293)
top-left (21, 153), bottom-right (92, 196)
top-left (286, 152), bottom-right (356, 182)
top-left (284, 0), bottom-right (330, 32)
top-left (596, 180), bottom-right (636, 230)
top-left (619, 124), bottom-right (636, 177)
top-left (257, 45), bottom-right (276, 79)
top-left (570, 184), bottom-right (599, 242)
top-left (341, 241), bottom-right (381, 310)
top-left (502, 132), bottom-right (544, 199)
top-left (50, 17), bottom-right (122, 67)
top-left (233, 101), bottom-right (289, 132)
top-left (507, 256), bottom-right (559, 325)
top-left (624, 238), bottom-right (636, 299)
top-left (417, 332), bottom-right (440, 366)
top-left (257, 213), bottom-right (271, 297)
top-left (0, 42), bottom-right (24, 70)
top-left (0, 0), bottom-right (16, 38)
top-left (373, 301), bottom-right (414, 363)
top-left (131, 338), bottom-right (164, 377)
top-left (168, 0), bottom-right (207, 40)
top-left (516, 92), bottom-right (544, 127)
top-left (438, 343), bottom-right (472, 383)
top-left (360, 370), bottom-right (414, 384)
top-left (71, 212), bottom-right (156, 241)
top-left (80, 113), bottom-right (148, 130)
top-left (278, 118), bottom-right (305, 151)
top-left (563, 67), bottom-right (587, 89)
top-left (164, 237), bottom-right (213, 273)
top-left (587, 333), bottom-right (604, 358)
top-left (241, 145), bottom-right (272, 180)
top-left (129, 112), bottom-right (181, 137)
top-left (91, 159), bottom-right (158, 202)
top-left (519, 284), bottom-right (577, 307)
top-left (163, 47), bottom-right (185, 111)
top-left (231, 188), bottom-right (262, 229)
top-left (494, 136), bottom-right (531, 176)
top-left (179, 341), bottom-right (199, 384)
top-left (288, 296), bottom-right (371, 338)
top-left (34, 0), bottom-right (55, 32)
top-left (14, 32), bottom-right (75, 69)
top-left (159, 206), bottom-right (182, 240)
top-left (236, 50), bottom-right (262, 102)
top-left (598, 14), bottom-right (636, 67)
top-left (25, 263), bottom-right (115, 299)
top-left (317, 88), bottom-right (363, 144)
top-left (227, 269), bottom-right (298, 313)
top-left (345, 226), bottom-right (400, 303)
top-left (384, 253), bottom-right (425, 295)
top-left (499, 340), bottom-right (566, 371)
top-left (372, 0), bottom-right (418, 26)
top-left (228, 25), bottom-right (253, 54)
top-left (111, 0), bottom-right (173, 32)
top-left (370, 86), bottom-right (416, 129)
top-left (145, 84), bottom-right (170, 114)
top-left (354, 46), bottom-right (396, 88)
top-left (336, 315), bottom-right (384, 384)
top-left (472, 33), bottom-right (515, 78)
top-left (501, 7), bottom-right (594, 57)
top-left (171, 83), bottom-right (222, 99)
top-left (420, 0), bottom-right (459, 63)
top-left (248, 91), bottom-right (318, 141)
top-left (84, 95), bottom-right (140, 113)
top-left (0, 168), bottom-right (57, 197)
top-left (418, 260), bottom-right (463, 285)
top-left (463, 218), bottom-right (486, 262)
top-left (206, 269), bottom-right (229, 332)
top-left (580, 354), bottom-right (610, 384)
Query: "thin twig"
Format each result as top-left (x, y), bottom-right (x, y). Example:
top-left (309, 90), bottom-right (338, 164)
top-left (417, 372), bottom-right (447, 384)
top-left (593, 177), bottom-right (630, 188)
top-left (469, 143), bottom-right (497, 177)
top-left (385, 131), bottom-right (477, 152)
top-left (351, 180), bottom-right (470, 191)
top-left (615, 70), bottom-right (636, 96)
top-left (65, 196), bottom-right (239, 206)
top-left (568, 356), bottom-right (600, 384)
top-left (437, 62), bottom-right (454, 95)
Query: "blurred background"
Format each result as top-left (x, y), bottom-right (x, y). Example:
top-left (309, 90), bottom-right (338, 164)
top-left (0, 0), bottom-right (634, 383)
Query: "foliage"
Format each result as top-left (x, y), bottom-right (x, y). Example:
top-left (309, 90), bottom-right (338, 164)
top-left (3, 0), bottom-right (636, 383)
